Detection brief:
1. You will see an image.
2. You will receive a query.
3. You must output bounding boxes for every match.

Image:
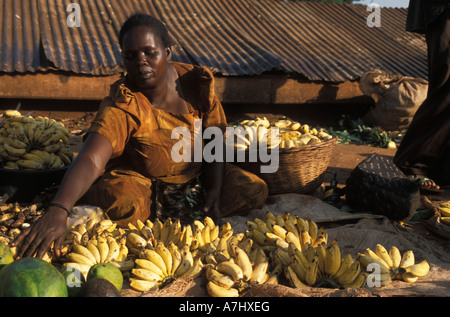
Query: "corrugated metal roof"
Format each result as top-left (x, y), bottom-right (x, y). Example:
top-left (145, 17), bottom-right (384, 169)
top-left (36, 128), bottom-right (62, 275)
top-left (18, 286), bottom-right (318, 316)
top-left (0, 0), bottom-right (427, 82)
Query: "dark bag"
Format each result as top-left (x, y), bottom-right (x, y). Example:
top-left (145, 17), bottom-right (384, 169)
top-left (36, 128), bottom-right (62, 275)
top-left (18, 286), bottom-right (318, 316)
top-left (345, 154), bottom-right (420, 221)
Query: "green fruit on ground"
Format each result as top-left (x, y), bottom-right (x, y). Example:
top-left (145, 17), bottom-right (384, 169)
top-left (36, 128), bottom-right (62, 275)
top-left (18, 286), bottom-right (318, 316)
top-left (0, 243), bottom-right (14, 268)
top-left (60, 266), bottom-right (86, 297)
top-left (0, 257), bottom-right (68, 297)
top-left (87, 263), bottom-right (123, 292)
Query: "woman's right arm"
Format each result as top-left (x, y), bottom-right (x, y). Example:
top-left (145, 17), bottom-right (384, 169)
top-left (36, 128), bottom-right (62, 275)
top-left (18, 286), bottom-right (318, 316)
top-left (12, 132), bottom-right (113, 259)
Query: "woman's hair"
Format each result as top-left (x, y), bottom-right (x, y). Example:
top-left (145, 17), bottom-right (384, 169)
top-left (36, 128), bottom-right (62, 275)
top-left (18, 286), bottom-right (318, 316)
top-left (118, 13), bottom-right (175, 49)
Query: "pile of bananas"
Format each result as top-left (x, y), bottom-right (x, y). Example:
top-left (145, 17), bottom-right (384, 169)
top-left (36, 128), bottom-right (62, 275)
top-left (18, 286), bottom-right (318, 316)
top-left (357, 244), bottom-right (430, 285)
top-left (245, 212), bottom-right (328, 252)
top-left (62, 219), bottom-right (133, 279)
top-left (0, 110), bottom-right (73, 170)
top-left (231, 117), bottom-right (333, 150)
top-left (437, 202), bottom-right (450, 226)
top-left (0, 203), bottom-right (44, 245)
top-left (284, 240), bottom-right (367, 289)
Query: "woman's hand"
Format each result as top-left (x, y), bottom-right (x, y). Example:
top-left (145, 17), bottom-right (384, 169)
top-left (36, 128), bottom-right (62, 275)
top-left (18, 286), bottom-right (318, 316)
top-left (11, 207), bottom-right (68, 259)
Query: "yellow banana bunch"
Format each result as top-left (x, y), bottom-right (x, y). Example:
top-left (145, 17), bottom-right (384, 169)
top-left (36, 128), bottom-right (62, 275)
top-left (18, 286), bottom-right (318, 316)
top-left (283, 240), bottom-right (366, 289)
top-left (438, 202), bottom-right (450, 225)
top-left (129, 241), bottom-right (204, 292)
top-left (357, 244), bottom-right (430, 285)
top-left (63, 232), bottom-right (133, 279)
top-left (246, 212), bottom-right (328, 253)
top-left (0, 112), bottom-right (73, 170)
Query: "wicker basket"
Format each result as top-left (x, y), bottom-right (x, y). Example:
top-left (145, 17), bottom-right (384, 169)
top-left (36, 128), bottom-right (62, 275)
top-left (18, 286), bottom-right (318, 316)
top-left (234, 136), bottom-right (337, 195)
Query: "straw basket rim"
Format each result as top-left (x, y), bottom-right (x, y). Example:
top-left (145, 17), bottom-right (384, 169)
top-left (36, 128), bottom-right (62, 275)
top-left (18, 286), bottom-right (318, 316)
top-left (233, 136), bottom-right (338, 195)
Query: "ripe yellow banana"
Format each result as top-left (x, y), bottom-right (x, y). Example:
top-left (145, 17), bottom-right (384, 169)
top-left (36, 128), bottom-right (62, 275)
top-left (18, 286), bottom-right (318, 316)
top-left (305, 256), bottom-right (319, 286)
top-left (206, 280), bottom-right (239, 297)
top-left (233, 246), bottom-right (253, 282)
top-left (324, 243), bottom-right (341, 277)
top-left (132, 268), bottom-right (163, 283)
top-left (365, 248), bottom-right (390, 269)
top-left (399, 250), bottom-right (415, 269)
top-left (402, 259), bottom-right (430, 277)
top-left (104, 236), bottom-right (120, 263)
top-left (4, 143), bottom-right (27, 156)
top-left (97, 235), bottom-right (110, 263)
top-left (357, 253), bottom-right (389, 275)
top-left (167, 241), bottom-right (182, 275)
top-left (250, 248), bottom-right (269, 284)
top-left (206, 265), bottom-right (236, 289)
top-left (336, 259), bottom-right (361, 286)
top-left (285, 266), bottom-right (307, 288)
top-left (67, 252), bottom-right (96, 267)
top-left (175, 247), bottom-right (194, 277)
top-left (342, 272), bottom-right (367, 289)
top-left (333, 253), bottom-right (354, 280)
top-left (144, 249), bottom-right (168, 276)
top-left (389, 245), bottom-right (402, 268)
top-left (438, 206), bottom-right (450, 217)
top-left (73, 243), bottom-right (98, 265)
top-left (86, 241), bottom-right (101, 264)
top-left (135, 258), bottom-right (165, 278)
top-left (16, 159), bottom-right (44, 170)
top-left (181, 257), bottom-right (203, 279)
top-left (216, 261), bottom-right (243, 281)
top-left (129, 278), bottom-right (159, 292)
top-left (401, 272), bottom-right (419, 283)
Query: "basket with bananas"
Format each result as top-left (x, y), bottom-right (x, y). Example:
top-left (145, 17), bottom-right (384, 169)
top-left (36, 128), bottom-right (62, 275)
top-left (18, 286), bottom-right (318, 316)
top-left (230, 117), bottom-right (334, 151)
top-left (0, 110), bottom-right (73, 170)
top-left (0, 110), bottom-right (75, 202)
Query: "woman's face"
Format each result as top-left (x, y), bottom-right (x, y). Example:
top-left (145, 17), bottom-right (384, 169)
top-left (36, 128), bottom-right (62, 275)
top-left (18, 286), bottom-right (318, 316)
top-left (121, 26), bottom-right (170, 90)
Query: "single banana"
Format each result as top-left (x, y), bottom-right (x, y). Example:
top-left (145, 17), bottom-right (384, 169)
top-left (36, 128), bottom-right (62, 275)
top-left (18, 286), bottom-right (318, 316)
top-left (3, 143), bottom-right (26, 156)
top-left (181, 257), bottom-right (203, 279)
top-left (16, 159), bottom-right (43, 170)
top-left (333, 253), bottom-right (354, 280)
top-left (144, 249), bottom-right (168, 276)
top-left (337, 259), bottom-right (361, 286)
top-left (284, 266), bottom-right (307, 288)
top-left (399, 250), bottom-right (415, 269)
top-left (250, 248), bottom-right (269, 284)
top-left (206, 265), bottom-right (235, 289)
top-left (324, 243), bottom-right (340, 277)
top-left (167, 241), bottom-right (182, 275)
top-left (129, 278), bottom-right (159, 292)
top-left (357, 253), bottom-right (389, 275)
top-left (132, 268), bottom-right (163, 282)
top-left (206, 280), bottom-right (239, 297)
top-left (342, 272), bottom-right (367, 289)
top-left (97, 235), bottom-right (110, 263)
top-left (73, 243), bottom-right (98, 265)
top-left (111, 259), bottom-right (134, 272)
top-left (305, 256), bottom-right (319, 286)
top-left (105, 236), bottom-right (120, 263)
top-left (67, 252), bottom-right (96, 267)
top-left (7, 136), bottom-right (28, 149)
top-left (389, 245), bottom-right (402, 268)
top-left (233, 246), bottom-right (253, 282)
top-left (86, 241), bottom-right (101, 264)
top-left (365, 248), bottom-right (390, 269)
top-left (401, 272), bottom-right (419, 283)
top-left (216, 261), bottom-right (243, 281)
top-left (175, 247), bottom-right (194, 277)
top-left (402, 259), bottom-right (430, 277)
top-left (375, 244), bottom-right (394, 268)
top-left (135, 258), bottom-right (165, 278)
top-left (155, 242), bottom-right (173, 275)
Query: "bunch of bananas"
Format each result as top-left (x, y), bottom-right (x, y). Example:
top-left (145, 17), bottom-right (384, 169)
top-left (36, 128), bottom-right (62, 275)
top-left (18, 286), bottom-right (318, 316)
top-left (62, 219), bottom-right (132, 278)
top-left (129, 241), bottom-right (203, 292)
top-left (245, 212), bottom-right (328, 253)
top-left (231, 117), bottom-right (333, 151)
top-left (437, 202), bottom-right (450, 226)
top-left (205, 239), bottom-right (282, 297)
top-left (0, 111), bottom-right (73, 170)
top-left (357, 244), bottom-right (430, 285)
top-left (282, 240), bottom-right (367, 289)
